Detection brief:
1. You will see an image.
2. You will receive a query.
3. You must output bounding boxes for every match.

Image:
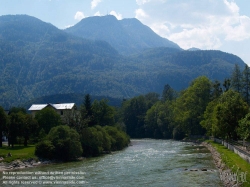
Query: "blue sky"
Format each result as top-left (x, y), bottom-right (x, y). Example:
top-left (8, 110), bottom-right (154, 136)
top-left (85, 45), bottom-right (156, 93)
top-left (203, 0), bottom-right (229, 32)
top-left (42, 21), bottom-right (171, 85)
top-left (1, 0), bottom-right (250, 65)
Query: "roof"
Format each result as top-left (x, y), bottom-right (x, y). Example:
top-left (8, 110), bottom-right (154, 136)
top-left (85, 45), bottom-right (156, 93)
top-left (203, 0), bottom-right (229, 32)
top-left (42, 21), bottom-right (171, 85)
top-left (52, 103), bottom-right (75, 110)
top-left (28, 103), bottom-right (75, 111)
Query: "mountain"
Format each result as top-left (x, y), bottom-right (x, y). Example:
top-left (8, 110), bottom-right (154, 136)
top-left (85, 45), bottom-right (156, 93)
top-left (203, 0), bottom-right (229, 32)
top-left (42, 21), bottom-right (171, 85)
top-left (65, 15), bottom-right (180, 55)
top-left (0, 15), bottom-right (120, 107)
top-left (0, 15), bottom-right (246, 109)
top-left (187, 47), bottom-right (201, 51)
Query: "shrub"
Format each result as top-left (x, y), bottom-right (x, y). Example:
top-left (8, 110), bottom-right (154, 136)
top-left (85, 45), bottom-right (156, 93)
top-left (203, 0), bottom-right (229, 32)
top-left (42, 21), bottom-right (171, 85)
top-left (35, 140), bottom-right (55, 159)
top-left (104, 126), bottom-right (130, 151)
top-left (35, 125), bottom-right (82, 161)
top-left (80, 126), bottom-right (106, 157)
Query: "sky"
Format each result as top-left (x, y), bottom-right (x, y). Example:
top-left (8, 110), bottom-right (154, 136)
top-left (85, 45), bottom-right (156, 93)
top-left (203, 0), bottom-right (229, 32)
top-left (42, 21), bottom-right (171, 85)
top-left (1, 0), bottom-right (250, 65)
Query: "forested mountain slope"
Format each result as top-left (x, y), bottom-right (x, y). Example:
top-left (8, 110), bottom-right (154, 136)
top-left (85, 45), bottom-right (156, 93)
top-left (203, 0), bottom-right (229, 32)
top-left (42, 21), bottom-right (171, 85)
top-left (0, 15), bottom-right (246, 109)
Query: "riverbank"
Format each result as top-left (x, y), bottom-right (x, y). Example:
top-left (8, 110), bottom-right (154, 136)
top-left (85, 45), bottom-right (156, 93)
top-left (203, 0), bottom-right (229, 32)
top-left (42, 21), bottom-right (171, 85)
top-left (202, 141), bottom-right (242, 187)
top-left (0, 159), bottom-right (53, 171)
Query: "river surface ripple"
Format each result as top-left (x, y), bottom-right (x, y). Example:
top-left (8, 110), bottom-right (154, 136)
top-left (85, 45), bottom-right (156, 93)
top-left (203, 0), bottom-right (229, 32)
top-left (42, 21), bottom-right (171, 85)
top-left (1, 139), bottom-right (223, 187)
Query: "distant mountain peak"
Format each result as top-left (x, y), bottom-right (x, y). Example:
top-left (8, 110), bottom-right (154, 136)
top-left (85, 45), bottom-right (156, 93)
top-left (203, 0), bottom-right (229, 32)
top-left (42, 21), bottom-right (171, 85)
top-left (65, 15), bottom-right (181, 55)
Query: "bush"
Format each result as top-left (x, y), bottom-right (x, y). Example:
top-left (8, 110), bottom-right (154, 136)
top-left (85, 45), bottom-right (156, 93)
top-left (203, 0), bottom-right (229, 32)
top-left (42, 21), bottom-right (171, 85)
top-left (80, 126), bottom-right (110, 157)
top-left (104, 126), bottom-right (130, 151)
top-left (35, 125), bottom-right (82, 161)
top-left (35, 140), bottom-right (55, 159)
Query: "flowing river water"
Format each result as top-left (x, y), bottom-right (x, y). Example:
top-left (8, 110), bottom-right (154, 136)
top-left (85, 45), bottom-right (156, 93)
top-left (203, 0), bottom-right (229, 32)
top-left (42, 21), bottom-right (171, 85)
top-left (1, 139), bottom-right (223, 186)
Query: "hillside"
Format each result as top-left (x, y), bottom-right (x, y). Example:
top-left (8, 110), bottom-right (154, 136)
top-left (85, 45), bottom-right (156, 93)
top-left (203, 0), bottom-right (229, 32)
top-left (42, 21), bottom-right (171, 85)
top-left (0, 15), bottom-right (246, 109)
top-left (65, 15), bottom-right (180, 55)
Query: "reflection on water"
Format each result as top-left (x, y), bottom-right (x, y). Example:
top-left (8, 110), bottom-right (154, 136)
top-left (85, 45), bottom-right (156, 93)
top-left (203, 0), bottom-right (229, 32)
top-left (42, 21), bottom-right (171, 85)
top-left (0, 139), bottom-right (223, 187)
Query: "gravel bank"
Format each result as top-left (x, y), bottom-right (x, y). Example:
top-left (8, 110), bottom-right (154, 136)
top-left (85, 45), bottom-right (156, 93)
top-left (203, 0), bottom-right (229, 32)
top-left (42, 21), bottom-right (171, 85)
top-left (202, 142), bottom-right (242, 187)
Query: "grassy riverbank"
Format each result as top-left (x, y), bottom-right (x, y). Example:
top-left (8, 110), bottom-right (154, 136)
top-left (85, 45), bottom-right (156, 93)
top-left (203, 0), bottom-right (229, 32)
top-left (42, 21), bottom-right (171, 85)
top-left (0, 145), bottom-right (36, 163)
top-left (207, 140), bottom-right (250, 187)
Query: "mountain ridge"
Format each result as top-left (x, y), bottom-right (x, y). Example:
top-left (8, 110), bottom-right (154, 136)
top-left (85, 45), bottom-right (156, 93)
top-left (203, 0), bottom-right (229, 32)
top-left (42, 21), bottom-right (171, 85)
top-left (65, 15), bottom-right (180, 55)
top-left (0, 14), bottom-right (246, 109)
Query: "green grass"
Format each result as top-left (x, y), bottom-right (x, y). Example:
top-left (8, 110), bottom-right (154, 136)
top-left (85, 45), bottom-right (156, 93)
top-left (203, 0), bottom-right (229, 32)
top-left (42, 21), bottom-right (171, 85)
top-left (207, 140), bottom-right (250, 187)
top-left (0, 145), bottom-right (37, 163)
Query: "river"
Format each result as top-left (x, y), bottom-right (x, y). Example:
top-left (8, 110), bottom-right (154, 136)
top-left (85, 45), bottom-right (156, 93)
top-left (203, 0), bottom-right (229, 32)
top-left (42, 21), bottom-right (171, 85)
top-left (1, 139), bottom-right (223, 186)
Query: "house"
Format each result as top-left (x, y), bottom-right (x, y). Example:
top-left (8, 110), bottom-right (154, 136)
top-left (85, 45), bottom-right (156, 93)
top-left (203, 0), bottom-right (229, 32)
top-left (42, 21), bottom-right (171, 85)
top-left (28, 103), bottom-right (76, 121)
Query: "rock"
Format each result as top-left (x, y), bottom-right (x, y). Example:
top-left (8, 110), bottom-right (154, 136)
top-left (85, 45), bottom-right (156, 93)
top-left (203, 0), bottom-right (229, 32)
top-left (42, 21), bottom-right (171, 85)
top-left (201, 168), bottom-right (207, 171)
top-left (190, 169), bottom-right (198, 171)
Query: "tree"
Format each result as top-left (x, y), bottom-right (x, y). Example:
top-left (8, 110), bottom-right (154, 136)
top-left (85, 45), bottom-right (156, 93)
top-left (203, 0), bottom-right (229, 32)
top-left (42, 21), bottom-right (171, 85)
top-left (237, 113), bottom-right (250, 140)
top-left (209, 90), bottom-right (248, 140)
top-left (0, 106), bottom-right (8, 147)
top-left (83, 94), bottom-right (92, 117)
top-left (223, 78), bottom-right (231, 92)
top-left (7, 113), bottom-right (22, 147)
top-left (63, 105), bottom-right (86, 131)
top-left (144, 101), bottom-right (173, 139)
top-left (9, 107), bottom-right (26, 115)
top-left (211, 80), bottom-right (223, 100)
top-left (242, 64), bottom-right (250, 104)
top-left (144, 92), bottom-right (160, 108)
top-left (92, 99), bottom-right (115, 126)
top-left (35, 125), bottom-right (83, 161)
top-left (231, 64), bottom-right (242, 93)
top-left (173, 76), bottom-right (211, 136)
top-left (35, 107), bottom-right (62, 134)
top-left (162, 84), bottom-right (175, 102)
top-left (21, 114), bottom-right (39, 146)
top-left (81, 94), bottom-right (95, 127)
top-left (122, 95), bottom-right (147, 138)
top-left (80, 126), bottom-right (111, 157)
top-left (200, 99), bottom-right (219, 137)
top-left (104, 126), bottom-right (129, 151)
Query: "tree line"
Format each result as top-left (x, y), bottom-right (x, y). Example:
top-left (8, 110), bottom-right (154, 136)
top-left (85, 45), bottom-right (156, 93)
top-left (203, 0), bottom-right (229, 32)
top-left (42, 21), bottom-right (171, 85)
top-left (0, 94), bottom-right (130, 161)
top-left (1, 63), bottom-right (250, 160)
top-left (118, 64), bottom-right (250, 141)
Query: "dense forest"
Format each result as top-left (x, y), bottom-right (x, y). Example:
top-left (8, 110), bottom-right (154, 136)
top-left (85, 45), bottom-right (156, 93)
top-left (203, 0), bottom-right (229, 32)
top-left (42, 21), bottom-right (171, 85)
top-left (1, 64), bottom-right (250, 161)
top-left (0, 15), bottom-right (246, 109)
top-left (118, 64), bottom-right (250, 141)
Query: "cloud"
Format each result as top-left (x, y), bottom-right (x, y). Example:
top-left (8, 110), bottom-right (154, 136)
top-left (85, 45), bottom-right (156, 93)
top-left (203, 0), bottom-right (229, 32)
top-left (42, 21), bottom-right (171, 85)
top-left (64, 24), bottom-right (74, 29)
top-left (74, 11), bottom-right (85, 21)
top-left (136, 0), bottom-right (151, 5)
top-left (91, 0), bottom-right (102, 9)
top-left (110, 10), bottom-right (123, 20)
top-left (94, 11), bottom-right (102, 16)
top-left (135, 0), bottom-right (250, 49)
top-left (135, 9), bottom-right (149, 20)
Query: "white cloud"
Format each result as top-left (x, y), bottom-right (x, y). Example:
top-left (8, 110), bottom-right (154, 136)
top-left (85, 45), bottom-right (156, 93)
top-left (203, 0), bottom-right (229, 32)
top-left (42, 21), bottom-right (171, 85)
top-left (94, 11), bottom-right (102, 16)
top-left (136, 0), bottom-right (151, 5)
top-left (135, 9), bottom-right (149, 20)
top-left (64, 24), bottom-right (73, 29)
top-left (74, 11), bottom-right (85, 21)
top-left (135, 0), bottom-right (250, 50)
top-left (223, 0), bottom-right (239, 14)
top-left (110, 10), bottom-right (123, 20)
top-left (91, 0), bottom-right (102, 10)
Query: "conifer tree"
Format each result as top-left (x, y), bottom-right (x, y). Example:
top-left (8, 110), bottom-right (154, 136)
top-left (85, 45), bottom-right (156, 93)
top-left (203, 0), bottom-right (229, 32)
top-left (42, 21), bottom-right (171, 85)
top-left (242, 64), bottom-right (250, 104)
top-left (231, 64), bottom-right (242, 93)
